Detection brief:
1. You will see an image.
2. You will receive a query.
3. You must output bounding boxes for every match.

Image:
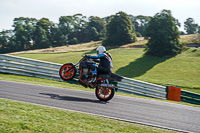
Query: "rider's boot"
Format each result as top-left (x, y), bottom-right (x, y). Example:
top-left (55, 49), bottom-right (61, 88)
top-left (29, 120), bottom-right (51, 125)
top-left (88, 66), bottom-right (97, 83)
top-left (91, 73), bottom-right (97, 83)
top-left (92, 66), bottom-right (97, 83)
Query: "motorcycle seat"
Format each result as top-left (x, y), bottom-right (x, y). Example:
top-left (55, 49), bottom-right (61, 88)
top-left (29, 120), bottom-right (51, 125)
top-left (98, 73), bottom-right (123, 81)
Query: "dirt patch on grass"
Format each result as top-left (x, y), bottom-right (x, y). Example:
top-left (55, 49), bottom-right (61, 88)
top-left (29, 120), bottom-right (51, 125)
top-left (10, 41), bottom-right (101, 54)
top-left (9, 35), bottom-right (198, 54)
top-left (120, 37), bottom-right (147, 48)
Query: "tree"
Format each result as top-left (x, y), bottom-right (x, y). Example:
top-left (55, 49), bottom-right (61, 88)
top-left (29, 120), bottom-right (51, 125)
top-left (198, 26), bottom-right (200, 34)
top-left (130, 15), bottom-right (151, 37)
top-left (58, 14), bottom-right (88, 44)
top-left (145, 9), bottom-right (182, 57)
top-left (88, 16), bottom-right (106, 38)
top-left (33, 18), bottom-right (53, 49)
top-left (36, 18), bottom-right (54, 38)
top-left (81, 26), bottom-right (99, 42)
top-left (184, 18), bottom-right (198, 34)
top-left (59, 15), bottom-right (74, 44)
top-left (103, 15), bottom-right (114, 23)
top-left (103, 11), bottom-right (136, 46)
top-left (0, 30), bottom-right (16, 53)
top-left (50, 24), bottom-right (67, 46)
top-left (34, 26), bottom-right (50, 49)
top-left (13, 17), bottom-right (37, 50)
top-left (72, 14), bottom-right (87, 32)
top-left (13, 23), bottom-right (27, 50)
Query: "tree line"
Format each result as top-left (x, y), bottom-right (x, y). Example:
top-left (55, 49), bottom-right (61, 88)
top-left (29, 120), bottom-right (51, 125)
top-left (0, 10), bottom-right (199, 54)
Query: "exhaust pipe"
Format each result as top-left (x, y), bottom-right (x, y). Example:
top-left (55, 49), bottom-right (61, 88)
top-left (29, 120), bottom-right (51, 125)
top-left (100, 84), bottom-right (115, 88)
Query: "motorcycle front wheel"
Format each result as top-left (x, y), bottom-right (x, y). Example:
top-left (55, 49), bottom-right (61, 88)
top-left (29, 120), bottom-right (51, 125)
top-left (95, 86), bottom-right (115, 102)
top-left (59, 63), bottom-right (76, 81)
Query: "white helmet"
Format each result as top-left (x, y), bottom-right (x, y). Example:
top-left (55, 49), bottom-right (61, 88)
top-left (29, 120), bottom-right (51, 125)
top-left (96, 46), bottom-right (106, 54)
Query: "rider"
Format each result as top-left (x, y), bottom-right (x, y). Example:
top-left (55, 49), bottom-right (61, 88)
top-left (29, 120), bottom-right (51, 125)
top-left (85, 46), bottom-right (113, 81)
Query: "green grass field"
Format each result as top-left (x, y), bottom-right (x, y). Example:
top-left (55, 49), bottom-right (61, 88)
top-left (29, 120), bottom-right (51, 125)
top-left (1, 37), bottom-right (199, 132)
top-left (0, 98), bottom-right (177, 133)
top-left (14, 47), bottom-right (200, 93)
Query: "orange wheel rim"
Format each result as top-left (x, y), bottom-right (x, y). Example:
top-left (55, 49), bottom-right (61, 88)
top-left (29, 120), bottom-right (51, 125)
top-left (61, 65), bottom-right (75, 79)
top-left (97, 87), bottom-right (112, 99)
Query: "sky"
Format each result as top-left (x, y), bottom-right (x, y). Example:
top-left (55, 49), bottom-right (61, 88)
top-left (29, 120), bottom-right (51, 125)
top-left (0, 0), bottom-right (199, 32)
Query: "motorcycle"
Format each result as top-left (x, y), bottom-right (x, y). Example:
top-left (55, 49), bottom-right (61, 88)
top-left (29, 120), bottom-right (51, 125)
top-left (59, 56), bottom-right (123, 102)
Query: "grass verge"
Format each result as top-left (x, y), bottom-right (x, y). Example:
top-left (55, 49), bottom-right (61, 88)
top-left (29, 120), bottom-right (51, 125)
top-left (0, 99), bottom-right (177, 133)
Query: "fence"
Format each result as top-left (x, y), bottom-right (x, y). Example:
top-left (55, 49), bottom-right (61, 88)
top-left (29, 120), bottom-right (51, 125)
top-left (0, 54), bottom-right (62, 81)
top-left (116, 77), bottom-right (166, 99)
top-left (181, 90), bottom-right (200, 105)
top-left (0, 54), bottom-right (200, 104)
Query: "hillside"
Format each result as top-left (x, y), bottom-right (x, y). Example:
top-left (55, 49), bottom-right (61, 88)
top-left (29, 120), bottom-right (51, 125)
top-left (7, 34), bottom-right (200, 93)
top-left (11, 48), bottom-right (200, 94)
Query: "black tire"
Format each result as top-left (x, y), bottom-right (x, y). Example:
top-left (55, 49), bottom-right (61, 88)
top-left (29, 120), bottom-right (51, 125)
top-left (59, 63), bottom-right (76, 81)
top-left (95, 86), bottom-right (115, 102)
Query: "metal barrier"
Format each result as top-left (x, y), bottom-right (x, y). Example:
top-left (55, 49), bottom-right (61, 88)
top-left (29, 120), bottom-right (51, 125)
top-left (181, 90), bottom-right (200, 105)
top-left (0, 54), bottom-right (167, 100)
top-left (0, 54), bottom-right (62, 81)
top-left (116, 77), bottom-right (166, 99)
top-left (1, 54), bottom-right (199, 104)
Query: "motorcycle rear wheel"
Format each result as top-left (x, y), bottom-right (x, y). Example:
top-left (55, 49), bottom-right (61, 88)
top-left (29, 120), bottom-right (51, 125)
top-left (59, 63), bottom-right (76, 81)
top-left (95, 86), bottom-right (115, 102)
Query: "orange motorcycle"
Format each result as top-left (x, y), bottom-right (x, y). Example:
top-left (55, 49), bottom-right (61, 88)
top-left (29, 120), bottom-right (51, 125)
top-left (59, 56), bottom-right (122, 102)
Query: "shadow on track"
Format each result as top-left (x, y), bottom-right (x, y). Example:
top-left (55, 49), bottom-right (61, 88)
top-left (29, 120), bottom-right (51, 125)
top-left (39, 93), bottom-right (108, 104)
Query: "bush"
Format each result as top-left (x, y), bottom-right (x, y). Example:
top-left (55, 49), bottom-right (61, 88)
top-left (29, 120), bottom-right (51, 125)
top-left (103, 11), bottom-right (136, 46)
top-left (145, 10), bottom-right (182, 57)
top-left (68, 38), bottom-right (78, 44)
top-left (136, 32), bottom-right (142, 37)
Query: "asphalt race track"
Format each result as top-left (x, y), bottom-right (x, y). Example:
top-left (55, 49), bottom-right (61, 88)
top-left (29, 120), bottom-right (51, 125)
top-left (0, 80), bottom-right (200, 132)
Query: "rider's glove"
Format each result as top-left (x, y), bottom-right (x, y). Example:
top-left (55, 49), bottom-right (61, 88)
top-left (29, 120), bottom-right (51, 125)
top-left (84, 55), bottom-right (90, 58)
